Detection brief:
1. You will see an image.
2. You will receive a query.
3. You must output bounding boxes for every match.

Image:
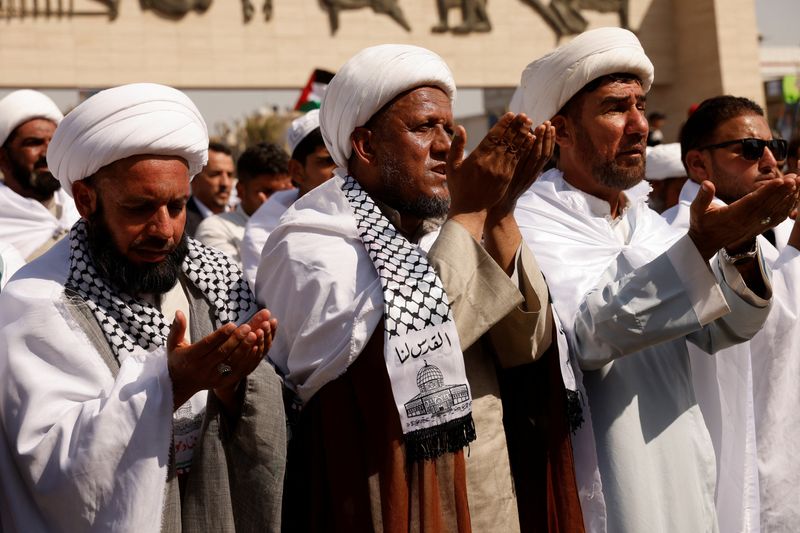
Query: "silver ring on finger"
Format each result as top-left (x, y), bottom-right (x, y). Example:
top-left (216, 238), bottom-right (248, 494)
top-left (761, 216), bottom-right (771, 225)
top-left (217, 362), bottom-right (233, 377)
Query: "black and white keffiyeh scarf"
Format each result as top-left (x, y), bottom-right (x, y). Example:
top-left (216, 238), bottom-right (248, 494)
top-left (341, 175), bottom-right (475, 461)
top-left (65, 219), bottom-right (257, 362)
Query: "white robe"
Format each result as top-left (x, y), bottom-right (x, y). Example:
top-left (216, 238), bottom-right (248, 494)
top-left (515, 169), bottom-right (771, 533)
top-left (254, 176), bottom-right (439, 403)
top-left (0, 183), bottom-right (79, 260)
top-left (240, 189), bottom-right (299, 291)
top-left (664, 180), bottom-right (800, 532)
top-left (195, 204), bottom-right (249, 265)
top-left (0, 241), bottom-right (24, 289)
top-left (0, 238), bottom-right (174, 532)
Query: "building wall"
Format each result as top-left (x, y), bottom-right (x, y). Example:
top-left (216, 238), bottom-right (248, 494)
top-left (644, 0), bottom-right (765, 142)
top-left (1, 0), bottom-right (672, 88)
top-left (0, 0), bottom-right (764, 143)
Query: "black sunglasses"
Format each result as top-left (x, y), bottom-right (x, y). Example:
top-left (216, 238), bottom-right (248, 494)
top-left (696, 138), bottom-right (788, 161)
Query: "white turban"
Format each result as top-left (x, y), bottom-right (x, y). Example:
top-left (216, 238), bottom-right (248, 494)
top-left (646, 143), bottom-right (685, 181)
top-left (0, 90), bottom-right (63, 146)
top-left (286, 109), bottom-right (320, 157)
top-left (48, 83), bottom-right (208, 195)
top-left (320, 44), bottom-right (456, 170)
top-left (510, 27), bottom-right (654, 126)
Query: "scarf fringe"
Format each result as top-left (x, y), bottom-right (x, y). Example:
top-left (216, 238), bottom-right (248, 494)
top-left (405, 414), bottom-right (476, 462)
top-left (566, 389), bottom-right (584, 434)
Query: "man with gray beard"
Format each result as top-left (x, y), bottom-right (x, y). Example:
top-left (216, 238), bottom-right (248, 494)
top-left (0, 90), bottom-right (79, 260)
top-left (512, 28), bottom-right (800, 532)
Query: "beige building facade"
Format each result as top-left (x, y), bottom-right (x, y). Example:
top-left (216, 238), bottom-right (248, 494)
top-left (0, 0), bottom-right (764, 142)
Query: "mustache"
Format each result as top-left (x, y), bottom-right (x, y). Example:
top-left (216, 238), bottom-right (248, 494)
top-left (131, 239), bottom-right (175, 253)
top-left (618, 143), bottom-right (645, 155)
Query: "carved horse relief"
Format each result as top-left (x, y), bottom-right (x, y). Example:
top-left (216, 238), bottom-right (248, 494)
top-left (432, 0), bottom-right (491, 34)
top-left (520, 0), bottom-right (629, 38)
top-left (321, 0), bottom-right (411, 34)
top-left (0, 0), bottom-right (118, 19)
top-left (242, 0), bottom-right (272, 22)
top-left (139, 0), bottom-right (211, 16)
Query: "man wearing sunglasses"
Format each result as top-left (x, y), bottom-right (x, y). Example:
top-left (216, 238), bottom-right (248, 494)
top-left (664, 95), bottom-right (800, 532)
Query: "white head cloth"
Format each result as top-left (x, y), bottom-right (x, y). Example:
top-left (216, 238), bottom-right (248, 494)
top-left (510, 27), bottom-right (654, 126)
top-left (646, 143), bottom-right (685, 181)
top-left (320, 44), bottom-right (456, 170)
top-left (47, 83), bottom-right (208, 196)
top-left (286, 109), bottom-right (321, 156)
top-left (0, 90), bottom-right (63, 146)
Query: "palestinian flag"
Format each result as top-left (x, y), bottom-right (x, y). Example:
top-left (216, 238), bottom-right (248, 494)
top-left (295, 69), bottom-right (335, 112)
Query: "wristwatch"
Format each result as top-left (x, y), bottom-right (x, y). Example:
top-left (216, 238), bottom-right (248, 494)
top-left (720, 241), bottom-right (758, 265)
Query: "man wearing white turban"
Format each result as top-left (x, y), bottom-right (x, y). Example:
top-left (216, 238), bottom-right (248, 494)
top-left (0, 83), bottom-right (286, 532)
top-left (0, 89), bottom-right (79, 261)
top-left (512, 27), bottom-right (799, 532)
top-left (256, 44), bottom-right (581, 531)
top-left (645, 142), bottom-right (687, 213)
top-left (664, 95), bottom-right (800, 533)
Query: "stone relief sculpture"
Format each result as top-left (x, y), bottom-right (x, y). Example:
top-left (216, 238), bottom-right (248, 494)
top-left (242, 0), bottom-right (272, 22)
top-left (520, 0), bottom-right (629, 38)
top-left (0, 0), bottom-right (118, 19)
top-left (432, 0), bottom-right (491, 34)
top-left (321, 0), bottom-right (411, 34)
top-left (0, 0), bottom-right (628, 39)
top-left (139, 0), bottom-right (211, 17)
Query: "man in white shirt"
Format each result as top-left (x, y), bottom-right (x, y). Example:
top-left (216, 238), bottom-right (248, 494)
top-left (664, 95), bottom-right (800, 532)
top-left (512, 27), bottom-right (799, 532)
top-left (196, 142), bottom-right (292, 264)
top-left (0, 89), bottom-right (79, 260)
top-left (240, 110), bottom-right (336, 288)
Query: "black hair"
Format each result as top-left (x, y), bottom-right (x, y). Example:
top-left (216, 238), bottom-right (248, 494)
top-left (236, 142), bottom-right (289, 182)
top-left (679, 95), bottom-right (764, 167)
top-left (648, 112), bottom-right (666, 122)
top-left (291, 128), bottom-right (325, 164)
top-left (788, 135), bottom-right (800, 160)
top-left (208, 141), bottom-right (233, 156)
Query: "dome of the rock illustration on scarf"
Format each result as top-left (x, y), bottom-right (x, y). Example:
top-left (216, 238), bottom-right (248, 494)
top-left (405, 361), bottom-right (470, 418)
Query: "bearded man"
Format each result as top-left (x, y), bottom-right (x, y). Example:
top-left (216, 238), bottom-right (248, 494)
top-left (256, 44), bottom-right (582, 532)
top-left (512, 28), bottom-right (799, 532)
top-left (0, 89), bottom-right (79, 260)
top-left (665, 95), bottom-right (800, 532)
top-left (0, 83), bottom-right (286, 532)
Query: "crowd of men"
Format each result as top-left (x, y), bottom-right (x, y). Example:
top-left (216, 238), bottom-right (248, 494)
top-left (0, 26), bottom-right (798, 533)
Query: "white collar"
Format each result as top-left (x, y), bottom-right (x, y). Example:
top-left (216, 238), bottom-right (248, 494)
top-left (516, 168), bottom-right (681, 322)
top-left (561, 177), bottom-right (633, 228)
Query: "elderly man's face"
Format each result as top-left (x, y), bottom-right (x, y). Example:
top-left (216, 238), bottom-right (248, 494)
top-left (192, 149), bottom-right (234, 212)
top-left (368, 86), bottom-right (453, 218)
top-left (568, 80), bottom-right (648, 190)
top-left (75, 155), bottom-right (190, 294)
top-left (0, 118), bottom-right (59, 200)
top-left (696, 114), bottom-right (781, 205)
